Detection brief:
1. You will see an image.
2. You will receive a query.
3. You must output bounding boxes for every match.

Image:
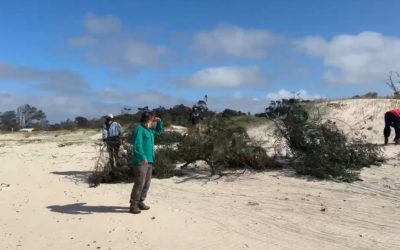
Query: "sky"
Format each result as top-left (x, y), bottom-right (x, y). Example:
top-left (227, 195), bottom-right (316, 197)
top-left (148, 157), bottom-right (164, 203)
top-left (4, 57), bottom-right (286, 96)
top-left (1, 0), bottom-right (400, 122)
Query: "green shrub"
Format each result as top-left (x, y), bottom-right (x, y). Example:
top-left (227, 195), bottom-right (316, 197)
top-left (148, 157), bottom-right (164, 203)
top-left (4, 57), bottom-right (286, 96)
top-left (274, 108), bottom-right (385, 182)
top-left (155, 131), bottom-right (184, 145)
top-left (134, 118), bottom-right (278, 180)
top-left (153, 146), bottom-right (179, 178)
top-left (171, 118), bottom-right (278, 175)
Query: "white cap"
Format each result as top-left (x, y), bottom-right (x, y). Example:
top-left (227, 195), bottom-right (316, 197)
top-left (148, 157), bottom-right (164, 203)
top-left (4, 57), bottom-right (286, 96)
top-left (107, 113), bottom-right (114, 119)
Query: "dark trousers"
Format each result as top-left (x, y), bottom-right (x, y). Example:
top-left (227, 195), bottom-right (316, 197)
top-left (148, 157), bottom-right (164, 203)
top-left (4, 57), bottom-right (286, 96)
top-left (384, 112), bottom-right (400, 138)
top-left (106, 140), bottom-right (120, 169)
top-left (130, 163), bottom-right (153, 203)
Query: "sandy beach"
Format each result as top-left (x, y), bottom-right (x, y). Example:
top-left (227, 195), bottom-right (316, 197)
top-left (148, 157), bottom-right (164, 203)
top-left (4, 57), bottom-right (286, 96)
top-left (1, 117), bottom-right (400, 250)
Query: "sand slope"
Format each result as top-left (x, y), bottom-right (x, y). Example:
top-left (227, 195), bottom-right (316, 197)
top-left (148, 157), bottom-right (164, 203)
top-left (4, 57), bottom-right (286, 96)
top-left (1, 99), bottom-right (400, 249)
top-left (248, 98), bottom-right (400, 154)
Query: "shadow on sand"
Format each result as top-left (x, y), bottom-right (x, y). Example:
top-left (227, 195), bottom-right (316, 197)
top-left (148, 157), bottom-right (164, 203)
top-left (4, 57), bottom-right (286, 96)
top-left (47, 203), bottom-right (128, 214)
top-left (50, 171), bottom-right (92, 183)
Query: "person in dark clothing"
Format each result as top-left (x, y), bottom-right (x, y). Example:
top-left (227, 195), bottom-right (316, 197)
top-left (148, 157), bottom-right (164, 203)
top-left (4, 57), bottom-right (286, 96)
top-left (384, 108), bottom-right (400, 145)
top-left (189, 107), bottom-right (203, 134)
top-left (189, 108), bottom-right (203, 125)
top-left (102, 114), bottom-right (124, 169)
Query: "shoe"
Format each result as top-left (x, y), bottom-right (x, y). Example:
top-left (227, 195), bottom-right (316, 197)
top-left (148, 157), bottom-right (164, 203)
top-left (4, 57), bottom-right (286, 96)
top-left (129, 203), bottom-right (141, 214)
top-left (385, 137), bottom-right (389, 145)
top-left (138, 202), bottom-right (150, 210)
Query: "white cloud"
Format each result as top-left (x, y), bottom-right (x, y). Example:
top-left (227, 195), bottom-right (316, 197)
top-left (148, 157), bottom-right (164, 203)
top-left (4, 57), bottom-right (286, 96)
top-left (125, 40), bottom-right (169, 67)
top-left (266, 89), bottom-right (322, 100)
top-left (68, 14), bottom-right (170, 69)
top-left (188, 66), bottom-right (266, 88)
top-left (295, 31), bottom-right (400, 84)
top-left (233, 91), bottom-right (242, 99)
top-left (194, 25), bottom-right (280, 59)
top-left (207, 94), bottom-right (266, 114)
top-left (0, 92), bottom-right (14, 105)
top-left (85, 38), bottom-right (169, 68)
top-left (84, 13), bottom-right (121, 34)
top-left (99, 88), bottom-right (190, 108)
top-left (68, 36), bottom-right (96, 47)
top-left (0, 61), bottom-right (89, 94)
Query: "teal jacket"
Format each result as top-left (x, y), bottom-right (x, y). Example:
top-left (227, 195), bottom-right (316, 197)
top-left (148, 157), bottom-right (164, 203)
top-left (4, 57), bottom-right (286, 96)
top-left (131, 120), bottom-right (164, 165)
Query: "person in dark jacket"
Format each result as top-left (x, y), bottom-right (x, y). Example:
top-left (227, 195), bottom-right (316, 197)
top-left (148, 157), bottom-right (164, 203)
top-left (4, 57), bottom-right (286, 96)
top-left (189, 107), bottom-right (203, 134)
top-left (129, 111), bottom-right (164, 214)
top-left (102, 114), bottom-right (123, 169)
top-left (384, 108), bottom-right (400, 145)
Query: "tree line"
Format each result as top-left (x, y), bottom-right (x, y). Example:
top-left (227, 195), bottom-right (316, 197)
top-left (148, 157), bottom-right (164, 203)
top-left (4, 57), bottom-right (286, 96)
top-left (0, 103), bottom-right (250, 132)
top-left (0, 104), bottom-right (48, 131)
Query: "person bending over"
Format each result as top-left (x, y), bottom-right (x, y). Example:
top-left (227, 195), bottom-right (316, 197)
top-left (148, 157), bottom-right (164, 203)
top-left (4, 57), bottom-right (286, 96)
top-left (384, 108), bottom-right (400, 145)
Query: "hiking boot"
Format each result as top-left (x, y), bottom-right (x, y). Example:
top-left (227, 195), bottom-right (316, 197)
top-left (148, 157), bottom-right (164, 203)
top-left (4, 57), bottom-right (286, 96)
top-left (129, 203), bottom-right (141, 214)
top-left (138, 202), bottom-right (150, 210)
top-left (385, 137), bottom-right (389, 145)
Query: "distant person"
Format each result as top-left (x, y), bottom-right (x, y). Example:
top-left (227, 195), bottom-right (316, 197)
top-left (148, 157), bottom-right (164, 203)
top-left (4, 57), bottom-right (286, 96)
top-left (384, 108), bottom-right (400, 145)
top-left (102, 114), bottom-right (124, 169)
top-left (129, 111), bottom-right (164, 214)
top-left (189, 107), bottom-right (203, 134)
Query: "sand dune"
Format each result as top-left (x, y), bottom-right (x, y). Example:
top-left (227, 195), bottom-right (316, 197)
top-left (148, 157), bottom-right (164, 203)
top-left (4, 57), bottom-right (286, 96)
top-left (1, 99), bottom-right (400, 249)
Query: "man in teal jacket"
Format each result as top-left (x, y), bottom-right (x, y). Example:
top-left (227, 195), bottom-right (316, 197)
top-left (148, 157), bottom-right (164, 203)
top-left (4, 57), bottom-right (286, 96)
top-left (130, 111), bottom-right (164, 214)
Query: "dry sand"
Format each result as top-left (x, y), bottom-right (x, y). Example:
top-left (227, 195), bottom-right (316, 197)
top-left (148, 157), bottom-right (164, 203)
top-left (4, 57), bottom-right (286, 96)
top-left (1, 99), bottom-right (400, 250)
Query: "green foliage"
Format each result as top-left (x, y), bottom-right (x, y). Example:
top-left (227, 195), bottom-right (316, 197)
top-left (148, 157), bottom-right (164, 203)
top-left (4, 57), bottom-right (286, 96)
top-left (75, 116), bottom-right (89, 128)
top-left (221, 109), bottom-right (247, 118)
top-left (264, 98), bottom-right (310, 120)
top-left (89, 143), bottom-right (134, 187)
top-left (90, 117), bottom-right (279, 185)
top-left (157, 118), bottom-right (278, 176)
top-left (17, 104), bottom-right (48, 129)
top-left (274, 109), bottom-right (385, 182)
top-left (155, 131), bottom-right (184, 145)
top-left (228, 115), bottom-right (266, 128)
top-left (0, 111), bottom-right (18, 131)
top-left (153, 146), bottom-right (179, 178)
top-left (352, 92), bottom-right (378, 99)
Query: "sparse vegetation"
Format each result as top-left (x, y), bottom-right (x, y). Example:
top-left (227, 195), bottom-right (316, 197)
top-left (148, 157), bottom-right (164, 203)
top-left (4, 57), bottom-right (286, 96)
top-left (163, 119), bottom-right (278, 176)
top-left (352, 92), bottom-right (378, 99)
top-left (88, 142), bottom-right (134, 187)
top-left (273, 105), bottom-right (385, 182)
top-left (90, 118), bottom-right (279, 185)
top-left (386, 71), bottom-right (400, 98)
top-left (155, 131), bottom-right (184, 145)
top-left (89, 98), bottom-right (388, 185)
top-left (153, 146), bottom-right (180, 178)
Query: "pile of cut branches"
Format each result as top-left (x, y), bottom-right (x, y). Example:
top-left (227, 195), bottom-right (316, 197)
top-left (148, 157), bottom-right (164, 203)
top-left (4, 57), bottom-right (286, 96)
top-left (89, 119), bottom-right (278, 185)
top-left (273, 106), bottom-right (385, 182)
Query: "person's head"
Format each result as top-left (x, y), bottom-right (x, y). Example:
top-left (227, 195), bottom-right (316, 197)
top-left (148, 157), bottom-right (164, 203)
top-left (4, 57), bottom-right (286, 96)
top-left (140, 111), bottom-right (155, 128)
top-left (105, 113), bottom-right (114, 123)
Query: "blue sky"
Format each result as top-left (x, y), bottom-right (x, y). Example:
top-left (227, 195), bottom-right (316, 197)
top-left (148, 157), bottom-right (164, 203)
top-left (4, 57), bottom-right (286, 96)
top-left (1, 0), bottom-right (400, 122)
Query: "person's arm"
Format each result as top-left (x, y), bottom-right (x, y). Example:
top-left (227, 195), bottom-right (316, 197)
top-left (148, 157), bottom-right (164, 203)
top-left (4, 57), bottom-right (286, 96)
top-left (151, 119), bottom-right (164, 136)
top-left (117, 123), bottom-right (124, 136)
top-left (102, 125), bottom-right (108, 141)
top-left (132, 127), bottom-right (147, 163)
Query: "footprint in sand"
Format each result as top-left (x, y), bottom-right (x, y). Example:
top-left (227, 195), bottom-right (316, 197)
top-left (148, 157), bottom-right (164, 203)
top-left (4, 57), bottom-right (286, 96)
top-left (0, 183), bottom-right (10, 191)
